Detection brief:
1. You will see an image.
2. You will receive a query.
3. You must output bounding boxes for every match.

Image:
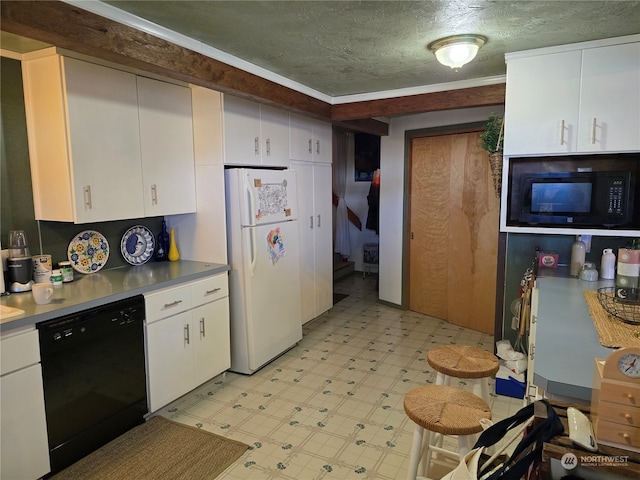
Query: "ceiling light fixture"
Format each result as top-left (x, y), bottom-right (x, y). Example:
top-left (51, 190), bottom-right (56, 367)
top-left (427, 34), bottom-right (487, 71)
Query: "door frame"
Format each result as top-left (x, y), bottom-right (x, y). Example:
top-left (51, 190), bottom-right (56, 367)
top-left (402, 121), bottom-right (503, 339)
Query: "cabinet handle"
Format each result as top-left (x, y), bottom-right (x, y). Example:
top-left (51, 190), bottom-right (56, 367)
top-left (200, 317), bottom-right (205, 337)
top-left (151, 184), bottom-right (158, 206)
top-left (163, 300), bottom-right (183, 309)
top-left (317, 214), bottom-right (321, 228)
top-left (591, 117), bottom-right (597, 144)
top-left (254, 137), bottom-right (260, 156)
top-left (560, 119), bottom-right (565, 145)
top-left (308, 138), bottom-right (312, 154)
top-left (84, 186), bottom-right (92, 210)
top-left (316, 140), bottom-right (320, 155)
top-left (205, 288), bottom-right (221, 295)
top-left (184, 324), bottom-right (190, 345)
top-left (266, 138), bottom-right (271, 156)
top-left (309, 215), bottom-right (314, 229)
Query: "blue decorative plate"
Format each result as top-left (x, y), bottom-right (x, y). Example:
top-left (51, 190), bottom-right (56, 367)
top-left (121, 225), bottom-right (155, 266)
top-left (67, 230), bottom-right (110, 274)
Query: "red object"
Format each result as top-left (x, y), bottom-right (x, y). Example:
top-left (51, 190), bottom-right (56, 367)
top-left (538, 252), bottom-right (559, 268)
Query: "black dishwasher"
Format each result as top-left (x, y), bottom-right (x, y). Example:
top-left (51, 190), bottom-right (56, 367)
top-left (38, 295), bottom-right (148, 475)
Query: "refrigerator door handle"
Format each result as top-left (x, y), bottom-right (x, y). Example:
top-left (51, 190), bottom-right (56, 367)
top-left (250, 226), bottom-right (258, 277)
top-left (245, 172), bottom-right (257, 227)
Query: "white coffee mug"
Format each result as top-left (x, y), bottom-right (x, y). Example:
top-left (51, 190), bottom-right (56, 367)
top-left (32, 282), bottom-right (54, 305)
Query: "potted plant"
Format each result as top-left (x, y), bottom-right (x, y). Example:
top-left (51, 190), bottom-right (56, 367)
top-left (480, 114), bottom-right (504, 198)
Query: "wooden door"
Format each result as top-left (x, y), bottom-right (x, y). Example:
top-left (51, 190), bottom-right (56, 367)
top-left (408, 132), bottom-right (499, 334)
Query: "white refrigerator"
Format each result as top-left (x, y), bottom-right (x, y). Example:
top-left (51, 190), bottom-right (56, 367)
top-left (225, 168), bottom-right (303, 374)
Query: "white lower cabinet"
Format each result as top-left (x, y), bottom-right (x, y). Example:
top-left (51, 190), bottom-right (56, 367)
top-left (144, 274), bottom-right (230, 413)
top-left (0, 329), bottom-right (50, 480)
top-left (290, 161), bottom-right (333, 323)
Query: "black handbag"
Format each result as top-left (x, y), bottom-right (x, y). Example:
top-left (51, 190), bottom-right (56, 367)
top-left (473, 400), bottom-right (564, 480)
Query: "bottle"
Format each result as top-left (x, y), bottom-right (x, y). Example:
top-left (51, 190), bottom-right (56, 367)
top-left (570, 235), bottom-right (586, 277)
top-left (155, 220), bottom-right (170, 262)
top-left (600, 248), bottom-right (616, 280)
top-left (168, 227), bottom-right (179, 261)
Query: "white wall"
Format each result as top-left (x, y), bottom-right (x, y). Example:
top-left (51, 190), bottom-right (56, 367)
top-left (378, 105), bottom-right (505, 306)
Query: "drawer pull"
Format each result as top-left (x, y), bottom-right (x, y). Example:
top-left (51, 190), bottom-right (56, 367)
top-left (625, 393), bottom-right (635, 400)
top-left (205, 288), bottom-right (221, 295)
top-left (184, 324), bottom-right (190, 345)
top-left (622, 433), bottom-right (630, 440)
top-left (164, 300), bottom-right (183, 308)
top-left (624, 413), bottom-right (633, 422)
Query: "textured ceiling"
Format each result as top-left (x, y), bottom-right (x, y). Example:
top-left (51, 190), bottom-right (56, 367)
top-left (48, 1), bottom-right (640, 98)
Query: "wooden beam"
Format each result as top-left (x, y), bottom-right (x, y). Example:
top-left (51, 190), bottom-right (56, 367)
top-left (2, 1), bottom-right (503, 125)
top-left (331, 84), bottom-right (506, 121)
top-left (0, 0), bottom-right (331, 119)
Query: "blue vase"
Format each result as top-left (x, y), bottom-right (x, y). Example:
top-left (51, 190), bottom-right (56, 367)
top-left (155, 220), bottom-right (170, 262)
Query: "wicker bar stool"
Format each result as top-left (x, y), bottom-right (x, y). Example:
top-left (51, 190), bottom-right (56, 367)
top-left (404, 385), bottom-right (491, 480)
top-left (427, 345), bottom-right (499, 405)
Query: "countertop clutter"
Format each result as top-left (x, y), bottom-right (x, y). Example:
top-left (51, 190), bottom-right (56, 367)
top-left (0, 260), bottom-right (229, 331)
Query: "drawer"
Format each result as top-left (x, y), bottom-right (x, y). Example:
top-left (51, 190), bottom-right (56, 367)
top-left (1, 328), bottom-right (40, 376)
top-left (144, 283), bottom-right (193, 322)
top-left (598, 401), bottom-right (640, 428)
top-left (595, 419), bottom-right (640, 449)
top-left (191, 274), bottom-right (228, 307)
top-left (600, 381), bottom-right (640, 407)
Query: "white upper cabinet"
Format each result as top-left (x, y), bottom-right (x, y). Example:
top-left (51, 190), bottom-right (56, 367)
top-left (23, 53), bottom-right (145, 223)
top-left (504, 51), bottom-right (581, 155)
top-left (223, 95), bottom-right (290, 166)
top-left (137, 76), bottom-right (196, 216)
top-left (504, 37), bottom-right (640, 156)
top-left (578, 42), bottom-right (640, 152)
top-left (290, 113), bottom-right (333, 163)
top-left (21, 50), bottom-right (196, 223)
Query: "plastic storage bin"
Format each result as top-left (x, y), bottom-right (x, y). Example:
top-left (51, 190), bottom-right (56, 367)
top-left (363, 242), bottom-right (379, 278)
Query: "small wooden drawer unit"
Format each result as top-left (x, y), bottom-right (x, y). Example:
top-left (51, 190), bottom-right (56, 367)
top-left (592, 348), bottom-right (640, 451)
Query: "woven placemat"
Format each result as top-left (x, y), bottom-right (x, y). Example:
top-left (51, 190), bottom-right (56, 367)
top-left (583, 290), bottom-right (640, 348)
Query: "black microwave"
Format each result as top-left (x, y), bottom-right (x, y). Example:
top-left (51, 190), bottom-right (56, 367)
top-left (513, 170), bottom-right (634, 227)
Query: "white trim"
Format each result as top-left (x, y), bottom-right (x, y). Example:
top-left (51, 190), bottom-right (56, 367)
top-left (331, 75), bottom-right (506, 104)
top-left (0, 49), bottom-right (23, 61)
top-left (505, 34), bottom-right (640, 62)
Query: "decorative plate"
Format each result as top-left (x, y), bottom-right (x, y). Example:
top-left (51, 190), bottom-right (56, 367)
top-left (120, 225), bottom-right (155, 266)
top-left (68, 230), bottom-right (110, 274)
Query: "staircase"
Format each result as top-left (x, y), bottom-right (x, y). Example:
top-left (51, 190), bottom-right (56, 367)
top-left (333, 253), bottom-right (355, 282)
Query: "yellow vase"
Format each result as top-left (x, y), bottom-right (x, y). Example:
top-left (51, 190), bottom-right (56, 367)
top-left (168, 228), bottom-right (180, 261)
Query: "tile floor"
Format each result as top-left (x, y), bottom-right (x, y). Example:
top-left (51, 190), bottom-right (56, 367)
top-left (158, 274), bottom-right (524, 479)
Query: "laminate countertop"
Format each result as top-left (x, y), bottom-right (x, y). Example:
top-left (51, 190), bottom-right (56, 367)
top-left (533, 268), bottom-right (617, 403)
top-left (0, 260), bottom-right (229, 332)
